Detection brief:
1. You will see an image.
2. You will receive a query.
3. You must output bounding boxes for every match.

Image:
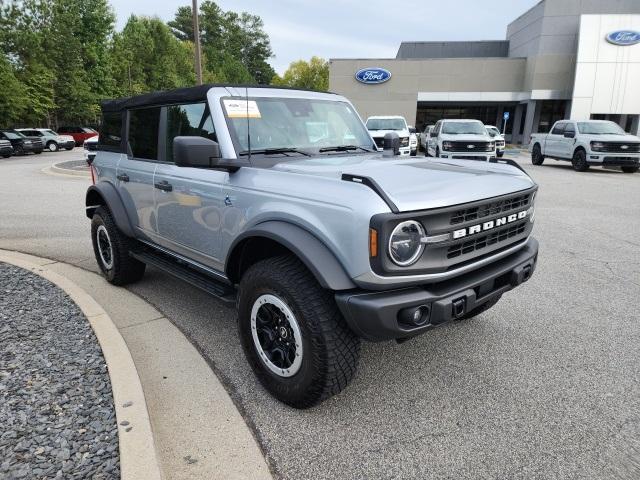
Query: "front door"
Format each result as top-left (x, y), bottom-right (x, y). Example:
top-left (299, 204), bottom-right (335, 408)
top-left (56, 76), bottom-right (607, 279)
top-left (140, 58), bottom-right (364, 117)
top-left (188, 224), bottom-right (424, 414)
top-left (117, 107), bottom-right (161, 237)
top-left (153, 102), bottom-right (227, 271)
top-left (546, 122), bottom-right (566, 157)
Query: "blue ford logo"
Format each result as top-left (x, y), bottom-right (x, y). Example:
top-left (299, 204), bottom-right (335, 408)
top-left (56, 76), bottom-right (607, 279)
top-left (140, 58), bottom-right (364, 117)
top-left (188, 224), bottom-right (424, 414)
top-left (355, 68), bottom-right (391, 84)
top-left (606, 30), bottom-right (640, 46)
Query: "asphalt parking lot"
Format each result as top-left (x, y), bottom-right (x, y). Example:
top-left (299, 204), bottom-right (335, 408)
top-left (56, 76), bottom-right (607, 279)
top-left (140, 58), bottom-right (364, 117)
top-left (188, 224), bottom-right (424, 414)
top-left (1, 150), bottom-right (639, 479)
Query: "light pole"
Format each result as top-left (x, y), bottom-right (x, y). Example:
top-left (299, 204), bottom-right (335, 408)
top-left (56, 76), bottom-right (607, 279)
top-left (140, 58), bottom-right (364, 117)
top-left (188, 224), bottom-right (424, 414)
top-left (192, 0), bottom-right (203, 85)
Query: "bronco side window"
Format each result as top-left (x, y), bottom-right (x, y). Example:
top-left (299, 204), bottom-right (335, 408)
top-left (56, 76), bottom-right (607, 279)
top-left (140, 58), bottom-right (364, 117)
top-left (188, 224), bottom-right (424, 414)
top-left (165, 103), bottom-right (216, 163)
top-left (128, 107), bottom-right (161, 160)
top-left (99, 112), bottom-right (123, 151)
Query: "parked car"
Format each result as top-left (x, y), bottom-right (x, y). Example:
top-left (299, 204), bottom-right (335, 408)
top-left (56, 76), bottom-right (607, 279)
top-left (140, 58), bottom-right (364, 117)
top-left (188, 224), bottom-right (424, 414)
top-left (408, 126), bottom-right (418, 156)
top-left (0, 129), bottom-right (43, 155)
top-left (84, 135), bottom-right (98, 163)
top-left (0, 139), bottom-right (13, 158)
top-left (426, 119), bottom-right (496, 160)
top-left (365, 116), bottom-right (412, 156)
top-left (17, 128), bottom-right (75, 152)
top-left (57, 126), bottom-right (98, 146)
top-left (85, 85), bottom-right (538, 408)
top-left (529, 120), bottom-right (639, 173)
top-left (419, 125), bottom-right (434, 152)
top-left (485, 125), bottom-right (505, 157)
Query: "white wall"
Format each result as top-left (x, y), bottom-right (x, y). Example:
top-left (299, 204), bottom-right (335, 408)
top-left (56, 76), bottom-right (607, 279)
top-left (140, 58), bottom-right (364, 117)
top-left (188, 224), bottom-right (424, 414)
top-left (571, 14), bottom-right (640, 119)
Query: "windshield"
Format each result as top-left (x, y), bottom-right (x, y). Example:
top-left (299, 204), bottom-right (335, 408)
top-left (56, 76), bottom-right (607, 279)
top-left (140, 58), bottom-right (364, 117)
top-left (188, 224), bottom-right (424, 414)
top-left (82, 128), bottom-right (97, 133)
top-left (442, 122), bottom-right (487, 135)
top-left (366, 118), bottom-right (406, 131)
top-left (577, 121), bottom-right (626, 135)
top-left (45, 129), bottom-right (57, 136)
top-left (2, 131), bottom-right (23, 140)
top-left (486, 127), bottom-right (500, 136)
top-left (223, 97), bottom-right (374, 156)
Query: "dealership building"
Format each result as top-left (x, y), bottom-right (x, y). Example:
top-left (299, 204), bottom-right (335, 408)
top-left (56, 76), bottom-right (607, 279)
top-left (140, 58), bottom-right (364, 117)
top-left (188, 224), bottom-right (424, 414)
top-left (329, 0), bottom-right (640, 143)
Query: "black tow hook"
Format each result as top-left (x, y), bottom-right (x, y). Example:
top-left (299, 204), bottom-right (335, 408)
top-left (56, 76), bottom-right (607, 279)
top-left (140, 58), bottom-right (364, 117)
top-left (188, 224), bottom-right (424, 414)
top-left (452, 297), bottom-right (466, 319)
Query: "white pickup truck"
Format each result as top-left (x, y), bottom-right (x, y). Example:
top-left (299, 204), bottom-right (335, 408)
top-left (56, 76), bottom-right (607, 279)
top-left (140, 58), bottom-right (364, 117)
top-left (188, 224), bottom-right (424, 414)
top-left (529, 120), bottom-right (639, 173)
top-left (366, 116), bottom-right (412, 156)
top-left (426, 119), bottom-right (496, 161)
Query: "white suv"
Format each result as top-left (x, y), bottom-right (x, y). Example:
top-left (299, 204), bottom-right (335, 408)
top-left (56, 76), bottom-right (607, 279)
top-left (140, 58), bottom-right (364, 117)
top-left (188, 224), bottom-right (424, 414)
top-left (365, 116), bottom-right (411, 156)
top-left (427, 119), bottom-right (496, 161)
top-left (485, 125), bottom-right (505, 157)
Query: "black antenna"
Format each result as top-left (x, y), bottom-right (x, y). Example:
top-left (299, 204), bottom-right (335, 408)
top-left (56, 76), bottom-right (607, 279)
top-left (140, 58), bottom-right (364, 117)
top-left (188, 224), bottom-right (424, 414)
top-left (245, 85), bottom-right (251, 163)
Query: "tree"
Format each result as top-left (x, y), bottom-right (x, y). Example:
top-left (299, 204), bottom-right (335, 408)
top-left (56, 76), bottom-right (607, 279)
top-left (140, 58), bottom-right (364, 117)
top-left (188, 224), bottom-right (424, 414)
top-left (273, 57), bottom-right (329, 92)
top-left (168, 1), bottom-right (275, 84)
top-left (0, 55), bottom-right (27, 127)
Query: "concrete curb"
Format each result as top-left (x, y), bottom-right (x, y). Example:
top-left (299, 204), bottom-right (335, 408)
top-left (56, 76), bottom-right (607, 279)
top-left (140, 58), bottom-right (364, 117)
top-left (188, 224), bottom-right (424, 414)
top-left (0, 250), bottom-right (163, 480)
top-left (43, 161), bottom-right (90, 178)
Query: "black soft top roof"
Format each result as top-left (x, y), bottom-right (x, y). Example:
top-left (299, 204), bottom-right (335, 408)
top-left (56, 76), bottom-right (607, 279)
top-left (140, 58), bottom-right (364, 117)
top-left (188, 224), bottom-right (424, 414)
top-left (101, 84), bottom-right (336, 113)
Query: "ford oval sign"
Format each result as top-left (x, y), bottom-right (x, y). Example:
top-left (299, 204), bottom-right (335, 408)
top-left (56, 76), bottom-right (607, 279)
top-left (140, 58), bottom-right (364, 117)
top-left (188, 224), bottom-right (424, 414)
top-left (355, 68), bottom-right (391, 85)
top-left (606, 30), bottom-right (640, 46)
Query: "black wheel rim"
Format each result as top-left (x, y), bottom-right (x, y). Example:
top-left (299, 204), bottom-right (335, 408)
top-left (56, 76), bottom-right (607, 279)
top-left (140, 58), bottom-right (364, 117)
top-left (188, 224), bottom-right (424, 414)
top-left (96, 225), bottom-right (113, 269)
top-left (251, 294), bottom-right (303, 377)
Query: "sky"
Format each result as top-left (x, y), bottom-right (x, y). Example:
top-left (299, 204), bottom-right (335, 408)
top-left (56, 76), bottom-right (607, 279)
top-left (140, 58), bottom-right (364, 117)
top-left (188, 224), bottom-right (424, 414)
top-left (109, 0), bottom-right (541, 74)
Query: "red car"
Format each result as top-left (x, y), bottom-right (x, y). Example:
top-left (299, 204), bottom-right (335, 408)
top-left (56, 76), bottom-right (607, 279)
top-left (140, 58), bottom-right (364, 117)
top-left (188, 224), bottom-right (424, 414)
top-left (57, 126), bottom-right (98, 146)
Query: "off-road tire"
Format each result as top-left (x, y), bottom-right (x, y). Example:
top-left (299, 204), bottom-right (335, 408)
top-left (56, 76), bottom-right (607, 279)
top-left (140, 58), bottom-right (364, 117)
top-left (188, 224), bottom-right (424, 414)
top-left (91, 206), bottom-right (145, 285)
top-left (571, 149), bottom-right (589, 172)
top-left (497, 151), bottom-right (504, 158)
top-left (47, 141), bottom-right (58, 152)
top-left (458, 295), bottom-right (502, 321)
top-left (621, 166), bottom-right (638, 174)
top-left (238, 254), bottom-right (360, 408)
top-left (531, 144), bottom-right (544, 165)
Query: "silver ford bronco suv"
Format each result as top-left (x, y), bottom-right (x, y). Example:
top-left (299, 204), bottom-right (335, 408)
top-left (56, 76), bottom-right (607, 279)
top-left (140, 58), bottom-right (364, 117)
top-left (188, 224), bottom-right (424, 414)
top-left (86, 85), bottom-right (539, 408)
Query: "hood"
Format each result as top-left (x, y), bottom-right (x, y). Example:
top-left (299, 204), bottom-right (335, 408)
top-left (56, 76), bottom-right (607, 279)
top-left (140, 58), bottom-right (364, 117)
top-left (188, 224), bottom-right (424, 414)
top-left (582, 134), bottom-right (640, 143)
top-left (271, 154), bottom-right (535, 213)
top-left (440, 133), bottom-right (491, 142)
top-left (59, 134), bottom-right (75, 142)
top-left (369, 129), bottom-right (409, 139)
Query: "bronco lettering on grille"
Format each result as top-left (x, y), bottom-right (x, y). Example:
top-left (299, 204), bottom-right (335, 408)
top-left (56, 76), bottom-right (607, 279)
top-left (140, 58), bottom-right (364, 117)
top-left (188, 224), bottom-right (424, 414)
top-left (452, 210), bottom-right (528, 240)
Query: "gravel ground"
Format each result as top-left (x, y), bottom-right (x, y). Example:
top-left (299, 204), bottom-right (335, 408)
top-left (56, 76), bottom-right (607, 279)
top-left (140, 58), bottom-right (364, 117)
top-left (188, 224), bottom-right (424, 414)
top-left (0, 263), bottom-right (119, 479)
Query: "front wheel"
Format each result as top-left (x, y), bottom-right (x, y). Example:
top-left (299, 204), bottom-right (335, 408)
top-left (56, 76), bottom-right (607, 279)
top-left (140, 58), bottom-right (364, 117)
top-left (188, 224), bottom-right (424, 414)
top-left (621, 166), bottom-right (638, 174)
top-left (531, 144), bottom-right (544, 165)
top-left (571, 149), bottom-right (589, 172)
top-left (238, 255), bottom-right (360, 409)
top-left (435, 147), bottom-right (440, 158)
top-left (496, 151), bottom-right (504, 158)
top-left (47, 141), bottom-right (59, 152)
top-left (91, 206), bottom-right (145, 285)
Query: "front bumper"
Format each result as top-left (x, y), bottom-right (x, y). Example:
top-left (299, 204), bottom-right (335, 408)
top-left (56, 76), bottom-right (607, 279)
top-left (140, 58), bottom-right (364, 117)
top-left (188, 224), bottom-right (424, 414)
top-left (61, 140), bottom-right (75, 149)
top-left (587, 154), bottom-right (640, 167)
top-left (336, 237), bottom-right (538, 341)
top-left (440, 152), bottom-right (494, 161)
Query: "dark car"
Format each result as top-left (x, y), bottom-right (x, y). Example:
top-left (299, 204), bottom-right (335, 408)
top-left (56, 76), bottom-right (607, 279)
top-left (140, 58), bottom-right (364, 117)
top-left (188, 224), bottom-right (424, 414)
top-left (57, 126), bottom-right (98, 146)
top-left (0, 139), bottom-right (13, 158)
top-left (0, 130), bottom-right (43, 155)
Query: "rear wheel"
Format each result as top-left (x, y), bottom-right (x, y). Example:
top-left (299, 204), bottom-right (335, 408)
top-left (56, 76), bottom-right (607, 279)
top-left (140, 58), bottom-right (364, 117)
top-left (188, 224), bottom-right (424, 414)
top-left (238, 254), bottom-right (360, 408)
top-left (621, 166), bottom-right (638, 174)
top-left (531, 144), bottom-right (544, 165)
top-left (571, 149), bottom-right (589, 172)
top-left (47, 141), bottom-right (59, 152)
top-left (91, 206), bottom-right (145, 285)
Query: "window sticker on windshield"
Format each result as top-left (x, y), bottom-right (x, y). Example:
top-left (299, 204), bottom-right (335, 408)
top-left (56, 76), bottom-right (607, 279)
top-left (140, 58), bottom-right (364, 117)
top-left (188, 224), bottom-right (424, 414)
top-left (223, 99), bottom-right (261, 119)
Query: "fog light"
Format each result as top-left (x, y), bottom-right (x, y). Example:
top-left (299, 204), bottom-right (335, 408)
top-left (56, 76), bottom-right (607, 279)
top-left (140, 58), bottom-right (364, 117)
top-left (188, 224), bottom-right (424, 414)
top-left (398, 305), bottom-right (430, 327)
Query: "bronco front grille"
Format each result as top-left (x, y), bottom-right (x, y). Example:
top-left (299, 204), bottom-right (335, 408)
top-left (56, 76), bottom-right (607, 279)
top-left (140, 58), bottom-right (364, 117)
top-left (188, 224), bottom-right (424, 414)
top-left (450, 193), bottom-right (531, 225)
top-left (447, 221), bottom-right (527, 259)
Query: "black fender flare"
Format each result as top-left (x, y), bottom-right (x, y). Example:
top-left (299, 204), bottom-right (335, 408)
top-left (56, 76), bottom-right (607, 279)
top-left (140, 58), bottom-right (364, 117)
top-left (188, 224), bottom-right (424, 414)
top-left (226, 221), bottom-right (356, 291)
top-left (85, 182), bottom-right (135, 237)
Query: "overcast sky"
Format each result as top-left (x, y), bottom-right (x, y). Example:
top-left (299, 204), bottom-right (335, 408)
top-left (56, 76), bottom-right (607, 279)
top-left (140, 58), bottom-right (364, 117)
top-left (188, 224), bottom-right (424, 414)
top-left (109, 0), bottom-right (540, 74)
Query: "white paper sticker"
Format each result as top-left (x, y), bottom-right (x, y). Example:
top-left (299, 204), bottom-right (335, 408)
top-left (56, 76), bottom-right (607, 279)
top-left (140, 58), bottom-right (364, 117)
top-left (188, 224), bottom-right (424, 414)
top-left (223, 99), bottom-right (261, 119)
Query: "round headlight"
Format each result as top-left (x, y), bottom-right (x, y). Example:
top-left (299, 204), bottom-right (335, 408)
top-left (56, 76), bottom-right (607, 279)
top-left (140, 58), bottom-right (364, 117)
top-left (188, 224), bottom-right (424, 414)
top-left (388, 220), bottom-right (425, 266)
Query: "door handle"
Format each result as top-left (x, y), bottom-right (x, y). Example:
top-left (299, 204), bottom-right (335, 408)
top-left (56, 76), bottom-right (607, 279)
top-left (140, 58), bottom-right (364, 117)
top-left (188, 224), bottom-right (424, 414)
top-left (117, 173), bottom-right (129, 182)
top-left (154, 180), bottom-right (173, 192)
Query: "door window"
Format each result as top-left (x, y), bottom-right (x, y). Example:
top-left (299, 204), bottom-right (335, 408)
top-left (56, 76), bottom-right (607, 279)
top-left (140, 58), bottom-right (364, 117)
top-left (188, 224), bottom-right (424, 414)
top-left (165, 103), bottom-right (216, 163)
top-left (100, 112), bottom-right (123, 151)
top-left (564, 123), bottom-right (575, 136)
top-left (128, 108), bottom-right (161, 160)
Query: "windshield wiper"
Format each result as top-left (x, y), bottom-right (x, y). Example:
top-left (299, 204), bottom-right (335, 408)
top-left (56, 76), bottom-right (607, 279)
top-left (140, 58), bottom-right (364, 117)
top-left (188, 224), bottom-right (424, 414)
top-left (238, 147), bottom-right (311, 157)
top-left (318, 145), bottom-right (374, 153)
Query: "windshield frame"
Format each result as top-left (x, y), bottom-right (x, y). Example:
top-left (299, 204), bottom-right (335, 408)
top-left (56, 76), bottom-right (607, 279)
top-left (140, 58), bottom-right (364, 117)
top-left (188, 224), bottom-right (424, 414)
top-left (577, 121), bottom-right (626, 135)
top-left (220, 95), bottom-right (376, 160)
top-left (442, 121), bottom-right (488, 135)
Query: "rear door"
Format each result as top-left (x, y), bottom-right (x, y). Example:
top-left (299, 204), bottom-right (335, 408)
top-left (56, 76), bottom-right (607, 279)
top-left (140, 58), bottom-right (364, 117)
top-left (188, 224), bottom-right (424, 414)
top-left (153, 102), bottom-right (227, 270)
top-left (117, 107), bottom-right (160, 238)
top-left (559, 122), bottom-right (576, 159)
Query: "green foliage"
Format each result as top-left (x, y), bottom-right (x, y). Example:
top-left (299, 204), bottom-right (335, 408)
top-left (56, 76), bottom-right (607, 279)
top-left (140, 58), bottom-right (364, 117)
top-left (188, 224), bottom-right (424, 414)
top-left (273, 57), bottom-right (329, 92)
top-left (0, 0), bottom-right (277, 127)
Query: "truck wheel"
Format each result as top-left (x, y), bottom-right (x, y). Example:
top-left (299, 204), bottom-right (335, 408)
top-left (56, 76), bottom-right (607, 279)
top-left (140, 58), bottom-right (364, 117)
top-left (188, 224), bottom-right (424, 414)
top-left (458, 295), bottom-right (502, 321)
top-left (531, 144), bottom-right (544, 165)
top-left (571, 149), bottom-right (589, 172)
top-left (238, 254), bottom-right (360, 408)
top-left (621, 166), bottom-right (638, 173)
top-left (47, 141), bottom-right (59, 152)
top-left (496, 151), bottom-right (504, 158)
top-left (91, 206), bottom-right (145, 285)
top-left (435, 147), bottom-right (440, 158)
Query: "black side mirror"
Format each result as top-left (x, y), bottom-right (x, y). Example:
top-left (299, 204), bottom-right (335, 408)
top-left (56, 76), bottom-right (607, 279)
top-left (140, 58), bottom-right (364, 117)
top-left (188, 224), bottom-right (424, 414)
top-left (173, 136), bottom-right (248, 172)
top-left (563, 131), bottom-right (575, 138)
top-left (383, 132), bottom-right (400, 156)
top-left (430, 131), bottom-right (437, 138)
